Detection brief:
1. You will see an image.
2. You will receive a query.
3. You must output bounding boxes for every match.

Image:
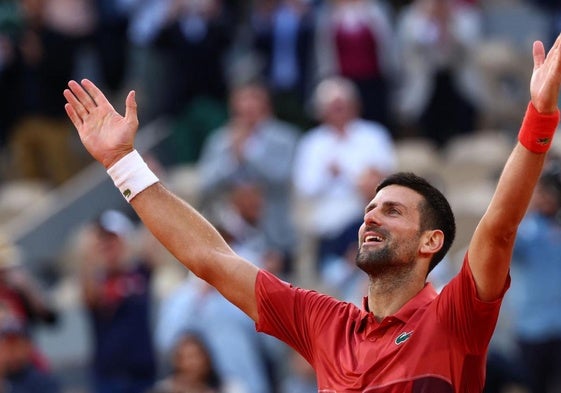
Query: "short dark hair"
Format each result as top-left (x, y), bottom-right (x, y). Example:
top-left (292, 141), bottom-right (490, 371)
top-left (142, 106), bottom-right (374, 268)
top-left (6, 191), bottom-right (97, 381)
top-left (376, 172), bottom-right (456, 273)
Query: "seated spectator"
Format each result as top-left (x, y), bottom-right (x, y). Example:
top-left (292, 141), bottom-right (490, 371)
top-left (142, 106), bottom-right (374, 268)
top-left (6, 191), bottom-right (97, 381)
top-left (211, 181), bottom-right (287, 276)
top-left (78, 209), bottom-right (157, 393)
top-left (197, 81), bottom-right (300, 272)
top-left (293, 76), bottom-right (396, 269)
top-left (150, 330), bottom-right (245, 393)
top-left (156, 274), bottom-right (283, 393)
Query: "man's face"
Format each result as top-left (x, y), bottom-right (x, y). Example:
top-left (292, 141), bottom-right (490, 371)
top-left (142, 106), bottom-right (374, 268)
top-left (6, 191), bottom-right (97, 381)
top-left (230, 86), bottom-right (270, 125)
top-left (321, 93), bottom-right (356, 128)
top-left (95, 230), bottom-right (127, 270)
top-left (356, 185), bottom-right (424, 275)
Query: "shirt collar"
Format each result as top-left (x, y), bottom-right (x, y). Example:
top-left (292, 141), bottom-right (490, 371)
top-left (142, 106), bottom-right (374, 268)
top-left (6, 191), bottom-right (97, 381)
top-left (361, 282), bottom-right (438, 323)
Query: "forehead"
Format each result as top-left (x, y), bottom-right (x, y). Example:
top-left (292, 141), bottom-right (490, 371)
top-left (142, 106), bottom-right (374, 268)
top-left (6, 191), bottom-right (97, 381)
top-left (370, 184), bottom-right (424, 210)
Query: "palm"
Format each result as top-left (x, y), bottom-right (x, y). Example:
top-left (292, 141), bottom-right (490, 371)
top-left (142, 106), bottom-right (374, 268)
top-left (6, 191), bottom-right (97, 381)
top-left (64, 79), bottom-right (138, 168)
top-left (80, 104), bottom-right (133, 161)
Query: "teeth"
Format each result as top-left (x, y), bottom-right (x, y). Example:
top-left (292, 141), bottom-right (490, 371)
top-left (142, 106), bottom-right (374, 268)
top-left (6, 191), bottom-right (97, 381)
top-left (365, 235), bottom-right (382, 242)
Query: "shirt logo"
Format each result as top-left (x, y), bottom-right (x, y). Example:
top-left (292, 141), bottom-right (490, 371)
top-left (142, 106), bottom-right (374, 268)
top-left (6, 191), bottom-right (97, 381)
top-left (395, 331), bottom-right (413, 345)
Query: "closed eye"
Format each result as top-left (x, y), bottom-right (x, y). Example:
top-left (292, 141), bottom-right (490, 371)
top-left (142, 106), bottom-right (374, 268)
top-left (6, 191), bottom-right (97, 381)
top-left (386, 207), bottom-right (401, 215)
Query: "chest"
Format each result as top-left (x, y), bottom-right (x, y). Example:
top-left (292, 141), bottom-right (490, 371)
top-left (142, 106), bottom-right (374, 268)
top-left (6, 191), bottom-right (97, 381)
top-left (312, 315), bottom-right (460, 391)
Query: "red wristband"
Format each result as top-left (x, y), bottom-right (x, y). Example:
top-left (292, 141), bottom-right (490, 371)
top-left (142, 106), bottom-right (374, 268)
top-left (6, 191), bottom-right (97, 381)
top-left (518, 102), bottom-right (560, 153)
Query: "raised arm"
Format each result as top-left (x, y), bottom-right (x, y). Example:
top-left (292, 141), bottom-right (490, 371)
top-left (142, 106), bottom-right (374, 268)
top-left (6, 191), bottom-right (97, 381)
top-left (63, 79), bottom-right (260, 321)
top-left (468, 37), bottom-right (561, 301)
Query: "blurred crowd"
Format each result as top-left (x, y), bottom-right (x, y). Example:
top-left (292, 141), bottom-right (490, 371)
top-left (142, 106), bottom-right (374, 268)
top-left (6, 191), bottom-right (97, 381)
top-left (0, 0), bottom-right (561, 392)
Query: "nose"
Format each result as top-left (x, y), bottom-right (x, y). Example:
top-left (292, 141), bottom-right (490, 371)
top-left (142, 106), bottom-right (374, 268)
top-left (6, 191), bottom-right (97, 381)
top-left (363, 206), bottom-right (381, 226)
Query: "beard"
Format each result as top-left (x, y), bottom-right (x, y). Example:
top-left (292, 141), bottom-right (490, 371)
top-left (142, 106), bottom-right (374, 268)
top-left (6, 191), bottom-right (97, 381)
top-left (355, 238), bottom-right (418, 278)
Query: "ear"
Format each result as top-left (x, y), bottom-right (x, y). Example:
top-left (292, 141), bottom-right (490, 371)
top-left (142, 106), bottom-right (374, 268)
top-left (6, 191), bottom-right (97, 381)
top-left (419, 229), bottom-right (444, 257)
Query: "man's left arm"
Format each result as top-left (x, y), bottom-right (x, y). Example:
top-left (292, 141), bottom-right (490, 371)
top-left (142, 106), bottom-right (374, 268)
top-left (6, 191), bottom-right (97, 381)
top-left (468, 37), bottom-right (561, 301)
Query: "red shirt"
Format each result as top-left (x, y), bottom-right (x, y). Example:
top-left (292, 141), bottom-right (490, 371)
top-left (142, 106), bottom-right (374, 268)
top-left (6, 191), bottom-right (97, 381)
top-left (255, 254), bottom-right (509, 392)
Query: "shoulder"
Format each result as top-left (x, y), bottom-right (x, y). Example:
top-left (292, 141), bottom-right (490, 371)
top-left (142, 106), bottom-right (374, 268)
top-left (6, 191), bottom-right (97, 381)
top-left (256, 270), bottom-right (359, 316)
top-left (353, 119), bottom-right (392, 136)
top-left (299, 125), bottom-right (330, 144)
top-left (264, 119), bottom-right (301, 138)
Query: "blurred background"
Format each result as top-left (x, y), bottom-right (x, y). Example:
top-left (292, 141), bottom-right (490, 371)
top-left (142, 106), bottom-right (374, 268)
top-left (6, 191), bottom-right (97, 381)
top-left (0, 0), bottom-right (560, 392)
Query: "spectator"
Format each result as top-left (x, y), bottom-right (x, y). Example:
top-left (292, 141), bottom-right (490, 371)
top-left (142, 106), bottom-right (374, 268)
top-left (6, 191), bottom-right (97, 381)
top-left (314, 0), bottom-right (397, 129)
top-left (7, 0), bottom-right (96, 185)
top-left (0, 236), bottom-right (58, 372)
top-left (152, 0), bottom-right (236, 164)
top-left (394, 0), bottom-right (483, 146)
top-left (212, 181), bottom-right (288, 276)
top-left (510, 159), bottom-right (561, 393)
top-left (198, 81), bottom-right (300, 272)
top-left (79, 209), bottom-right (157, 393)
top-left (0, 236), bottom-right (58, 331)
top-left (150, 330), bottom-right (245, 393)
top-left (293, 76), bottom-right (396, 269)
top-left (154, 0), bottom-right (234, 117)
top-left (249, 0), bottom-right (316, 128)
top-left (0, 316), bottom-right (60, 393)
top-left (156, 274), bottom-right (280, 393)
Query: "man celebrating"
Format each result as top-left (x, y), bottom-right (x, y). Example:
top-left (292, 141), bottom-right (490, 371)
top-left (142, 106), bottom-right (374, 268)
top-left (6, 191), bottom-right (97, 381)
top-left (63, 35), bottom-right (561, 392)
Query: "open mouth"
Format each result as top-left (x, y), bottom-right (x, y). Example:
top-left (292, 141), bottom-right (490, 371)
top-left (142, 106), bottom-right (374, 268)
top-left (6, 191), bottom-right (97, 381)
top-left (364, 234), bottom-right (384, 244)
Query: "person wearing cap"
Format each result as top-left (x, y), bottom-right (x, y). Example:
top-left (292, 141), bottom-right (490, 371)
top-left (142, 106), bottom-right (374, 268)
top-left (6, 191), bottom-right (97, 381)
top-left (507, 159), bottom-right (561, 393)
top-left (79, 209), bottom-right (157, 393)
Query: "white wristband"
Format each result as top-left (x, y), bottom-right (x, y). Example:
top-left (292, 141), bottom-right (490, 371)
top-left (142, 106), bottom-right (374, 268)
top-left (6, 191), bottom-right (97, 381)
top-left (107, 150), bottom-right (159, 202)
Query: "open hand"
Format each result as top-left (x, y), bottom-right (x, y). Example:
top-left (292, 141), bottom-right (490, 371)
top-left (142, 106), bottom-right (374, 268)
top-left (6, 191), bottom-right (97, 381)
top-left (530, 34), bottom-right (561, 114)
top-left (63, 79), bottom-right (139, 168)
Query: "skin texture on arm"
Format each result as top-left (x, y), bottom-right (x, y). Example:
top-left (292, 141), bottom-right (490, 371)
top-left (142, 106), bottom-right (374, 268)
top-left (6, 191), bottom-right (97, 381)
top-left (468, 37), bottom-right (561, 301)
top-left (63, 79), bottom-right (260, 321)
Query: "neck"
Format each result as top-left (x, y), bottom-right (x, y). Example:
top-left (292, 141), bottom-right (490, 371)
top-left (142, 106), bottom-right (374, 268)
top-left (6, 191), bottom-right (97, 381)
top-left (329, 120), bottom-right (349, 135)
top-left (366, 267), bottom-right (426, 322)
top-left (173, 374), bottom-right (208, 392)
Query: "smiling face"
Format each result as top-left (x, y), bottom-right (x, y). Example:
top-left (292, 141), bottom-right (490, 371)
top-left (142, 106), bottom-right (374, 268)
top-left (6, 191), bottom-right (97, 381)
top-left (356, 185), bottom-right (426, 276)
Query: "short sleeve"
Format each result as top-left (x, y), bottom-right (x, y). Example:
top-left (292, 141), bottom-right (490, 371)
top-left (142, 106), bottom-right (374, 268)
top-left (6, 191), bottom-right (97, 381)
top-left (255, 270), bottom-right (356, 365)
top-left (436, 253), bottom-right (510, 354)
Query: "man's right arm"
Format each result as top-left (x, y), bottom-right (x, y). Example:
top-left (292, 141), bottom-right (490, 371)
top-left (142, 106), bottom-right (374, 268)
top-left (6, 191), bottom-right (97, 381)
top-left (63, 79), bottom-right (260, 321)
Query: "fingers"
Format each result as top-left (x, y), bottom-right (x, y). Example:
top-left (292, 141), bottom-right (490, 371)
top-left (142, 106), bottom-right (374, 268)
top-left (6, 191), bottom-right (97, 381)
top-left (68, 80), bottom-right (98, 111)
top-left (81, 79), bottom-right (112, 108)
top-left (64, 103), bottom-right (82, 130)
top-left (124, 90), bottom-right (138, 125)
top-left (63, 80), bottom-right (96, 125)
top-left (533, 40), bottom-right (545, 70)
top-left (539, 35), bottom-right (561, 69)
